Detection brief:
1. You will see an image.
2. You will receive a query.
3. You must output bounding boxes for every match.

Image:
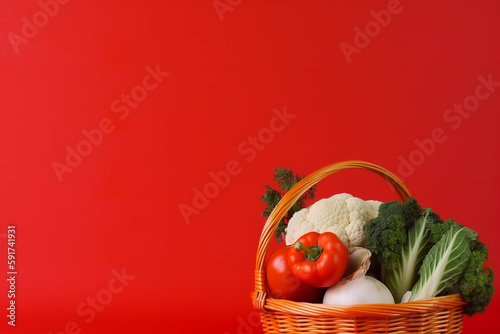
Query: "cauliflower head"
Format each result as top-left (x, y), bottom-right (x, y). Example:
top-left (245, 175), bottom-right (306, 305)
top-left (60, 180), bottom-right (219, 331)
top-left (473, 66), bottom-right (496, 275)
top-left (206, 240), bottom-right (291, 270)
top-left (285, 193), bottom-right (382, 251)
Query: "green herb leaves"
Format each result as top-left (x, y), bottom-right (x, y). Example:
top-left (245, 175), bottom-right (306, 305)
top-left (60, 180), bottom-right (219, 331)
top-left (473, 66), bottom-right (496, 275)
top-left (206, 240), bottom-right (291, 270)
top-left (261, 168), bottom-right (316, 243)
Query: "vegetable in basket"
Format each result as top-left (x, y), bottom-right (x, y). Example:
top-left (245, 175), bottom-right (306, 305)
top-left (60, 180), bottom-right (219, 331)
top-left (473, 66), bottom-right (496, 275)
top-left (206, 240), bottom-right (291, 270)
top-left (364, 197), bottom-right (495, 316)
top-left (266, 246), bottom-right (325, 303)
top-left (254, 162), bottom-right (480, 334)
top-left (285, 193), bottom-right (382, 252)
top-left (363, 197), bottom-right (423, 276)
top-left (323, 248), bottom-right (395, 305)
top-left (453, 239), bottom-right (495, 316)
top-left (402, 223), bottom-right (476, 303)
top-left (288, 232), bottom-right (349, 287)
top-left (261, 168), bottom-right (317, 243)
top-left (365, 200), bottom-right (444, 303)
top-left (403, 219), bottom-right (495, 316)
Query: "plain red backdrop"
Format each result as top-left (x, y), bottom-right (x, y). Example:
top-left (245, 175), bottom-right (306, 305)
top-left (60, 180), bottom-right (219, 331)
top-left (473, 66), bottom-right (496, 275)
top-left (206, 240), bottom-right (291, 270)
top-left (1, 0), bottom-right (499, 333)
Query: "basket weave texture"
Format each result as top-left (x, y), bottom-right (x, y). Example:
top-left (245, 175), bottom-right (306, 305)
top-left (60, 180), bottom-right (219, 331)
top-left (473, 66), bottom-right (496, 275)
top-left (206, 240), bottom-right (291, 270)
top-left (253, 160), bottom-right (466, 333)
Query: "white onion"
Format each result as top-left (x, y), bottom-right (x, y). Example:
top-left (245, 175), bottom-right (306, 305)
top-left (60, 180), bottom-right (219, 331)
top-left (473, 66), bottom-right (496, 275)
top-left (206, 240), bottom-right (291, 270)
top-left (323, 247), bottom-right (395, 305)
top-left (323, 275), bottom-right (395, 305)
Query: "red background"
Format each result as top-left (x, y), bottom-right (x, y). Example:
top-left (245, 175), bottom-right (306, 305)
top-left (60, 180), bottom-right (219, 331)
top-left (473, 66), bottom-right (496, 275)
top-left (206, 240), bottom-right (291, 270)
top-left (1, 0), bottom-right (499, 333)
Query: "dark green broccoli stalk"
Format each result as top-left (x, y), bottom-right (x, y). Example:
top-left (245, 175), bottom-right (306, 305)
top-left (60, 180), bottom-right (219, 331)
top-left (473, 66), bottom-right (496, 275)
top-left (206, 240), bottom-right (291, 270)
top-left (261, 168), bottom-right (316, 243)
top-left (363, 197), bottom-right (422, 270)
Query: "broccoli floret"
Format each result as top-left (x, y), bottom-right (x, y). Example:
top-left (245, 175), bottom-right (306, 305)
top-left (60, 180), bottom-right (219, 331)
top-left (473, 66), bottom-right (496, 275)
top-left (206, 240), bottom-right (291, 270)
top-left (470, 238), bottom-right (488, 253)
top-left (429, 218), bottom-right (464, 243)
top-left (457, 240), bottom-right (495, 316)
top-left (378, 197), bottom-right (423, 229)
top-left (364, 197), bottom-right (422, 270)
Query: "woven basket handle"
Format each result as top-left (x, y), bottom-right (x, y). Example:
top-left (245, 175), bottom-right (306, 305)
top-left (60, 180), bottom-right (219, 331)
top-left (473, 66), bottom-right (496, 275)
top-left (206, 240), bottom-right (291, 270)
top-left (252, 160), bottom-right (411, 311)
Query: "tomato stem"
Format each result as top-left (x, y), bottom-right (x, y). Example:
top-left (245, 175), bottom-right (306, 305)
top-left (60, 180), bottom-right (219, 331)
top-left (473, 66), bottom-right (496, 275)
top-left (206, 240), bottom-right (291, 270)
top-left (294, 242), bottom-right (323, 261)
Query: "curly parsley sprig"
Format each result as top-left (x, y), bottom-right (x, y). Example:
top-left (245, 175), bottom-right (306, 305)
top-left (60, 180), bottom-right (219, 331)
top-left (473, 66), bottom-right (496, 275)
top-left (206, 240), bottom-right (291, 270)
top-left (261, 168), bottom-right (316, 243)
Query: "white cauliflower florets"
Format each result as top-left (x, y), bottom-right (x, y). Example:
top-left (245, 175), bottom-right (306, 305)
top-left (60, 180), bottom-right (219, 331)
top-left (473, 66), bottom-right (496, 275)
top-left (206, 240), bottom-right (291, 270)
top-left (285, 193), bottom-right (382, 251)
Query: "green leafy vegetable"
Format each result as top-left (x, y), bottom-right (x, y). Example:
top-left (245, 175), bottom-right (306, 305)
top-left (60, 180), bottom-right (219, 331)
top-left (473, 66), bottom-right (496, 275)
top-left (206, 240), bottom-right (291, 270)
top-left (385, 208), bottom-right (441, 303)
top-left (363, 197), bottom-right (422, 270)
top-left (365, 198), bottom-right (494, 316)
top-left (261, 168), bottom-right (316, 243)
top-left (425, 217), bottom-right (486, 310)
top-left (408, 224), bottom-right (477, 302)
top-left (445, 239), bottom-right (495, 316)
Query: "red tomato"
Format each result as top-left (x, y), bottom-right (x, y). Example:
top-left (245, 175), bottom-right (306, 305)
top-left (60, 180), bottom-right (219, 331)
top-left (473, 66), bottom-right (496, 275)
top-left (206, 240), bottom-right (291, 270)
top-left (265, 246), bottom-right (325, 303)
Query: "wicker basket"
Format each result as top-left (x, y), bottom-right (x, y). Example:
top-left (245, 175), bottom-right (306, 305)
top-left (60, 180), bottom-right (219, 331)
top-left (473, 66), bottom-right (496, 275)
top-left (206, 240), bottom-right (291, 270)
top-left (252, 160), bottom-right (467, 333)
